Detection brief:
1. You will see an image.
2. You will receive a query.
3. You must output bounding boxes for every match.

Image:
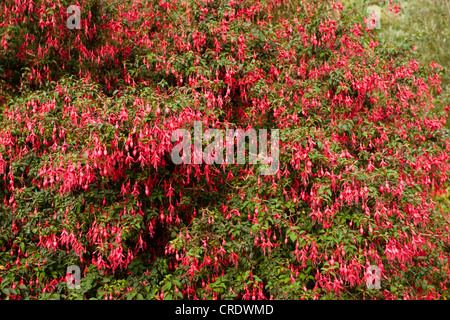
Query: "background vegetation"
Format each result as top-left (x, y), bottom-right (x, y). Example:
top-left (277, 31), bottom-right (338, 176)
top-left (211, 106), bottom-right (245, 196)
top-left (343, 0), bottom-right (449, 124)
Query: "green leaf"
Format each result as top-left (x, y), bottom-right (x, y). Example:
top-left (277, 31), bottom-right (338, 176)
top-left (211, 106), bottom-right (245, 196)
top-left (163, 281), bottom-right (172, 291)
top-left (289, 231), bottom-right (297, 243)
top-left (127, 291), bottom-right (137, 300)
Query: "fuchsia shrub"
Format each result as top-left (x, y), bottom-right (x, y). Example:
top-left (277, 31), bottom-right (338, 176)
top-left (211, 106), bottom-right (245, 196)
top-left (0, 0), bottom-right (449, 299)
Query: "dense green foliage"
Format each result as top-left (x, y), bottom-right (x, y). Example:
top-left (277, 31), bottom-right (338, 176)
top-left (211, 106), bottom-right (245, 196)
top-left (0, 0), bottom-right (449, 300)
